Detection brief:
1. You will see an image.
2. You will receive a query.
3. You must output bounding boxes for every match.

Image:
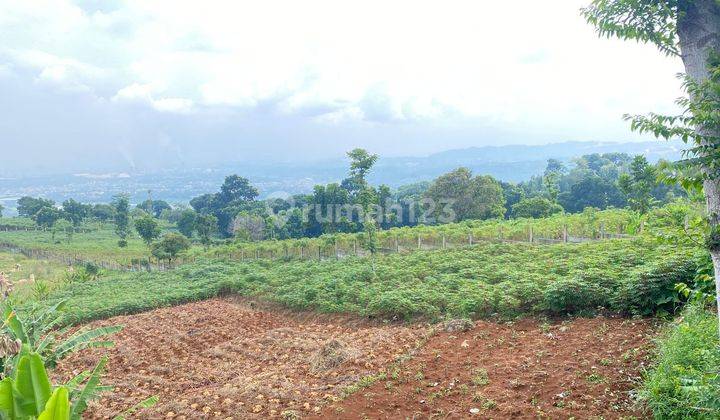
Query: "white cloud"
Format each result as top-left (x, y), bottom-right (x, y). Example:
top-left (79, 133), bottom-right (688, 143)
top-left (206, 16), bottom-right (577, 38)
top-left (0, 0), bottom-right (685, 134)
top-left (113, 82), bottom-right (194, 113)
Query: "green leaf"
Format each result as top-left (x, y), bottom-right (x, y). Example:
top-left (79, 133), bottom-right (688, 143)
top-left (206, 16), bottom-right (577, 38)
top-left (38, 387), bottom-right (70, 420)
top-left (0, 378), bottom-right (18, 419)
top-left (112, 395), bottom-right (159, 420)
top-left (14, 353), bottom-right (52, 416)
top-left (3, 308), bottom-right (28, 345)
top-left (54, 325), bottom-right (122, 362)
top-left (70, 356), bottom-right (108, 420)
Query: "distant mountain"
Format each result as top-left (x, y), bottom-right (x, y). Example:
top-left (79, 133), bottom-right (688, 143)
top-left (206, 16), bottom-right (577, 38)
top-left (369, 140), bottom-right (683, 185)
top-left (0, 140), bottom-right (685, 215)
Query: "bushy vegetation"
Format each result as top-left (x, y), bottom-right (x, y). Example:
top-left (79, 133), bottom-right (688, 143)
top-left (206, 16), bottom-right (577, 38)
top-left (641, 303), bottom-right (720, 419)
top-left (32, 238), bottom-right (700, 326)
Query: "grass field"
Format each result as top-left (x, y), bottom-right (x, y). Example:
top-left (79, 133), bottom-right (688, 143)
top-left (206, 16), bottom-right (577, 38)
top-left (0, 251), bottom-right (72, 303)
top-left (0, 221), bottom-right (177, 265)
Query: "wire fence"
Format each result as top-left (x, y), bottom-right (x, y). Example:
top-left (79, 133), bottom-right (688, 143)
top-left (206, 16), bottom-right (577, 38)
top-left (0, 225), bottom-right (95, 234)
top-left (205, 224), bottom-right (639, 262)
top-left (0, 222), bottom-right (639, 273)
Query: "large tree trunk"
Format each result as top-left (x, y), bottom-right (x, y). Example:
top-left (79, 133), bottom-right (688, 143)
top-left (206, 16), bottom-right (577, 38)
top-left (677, 0), bottom-right (720, 334)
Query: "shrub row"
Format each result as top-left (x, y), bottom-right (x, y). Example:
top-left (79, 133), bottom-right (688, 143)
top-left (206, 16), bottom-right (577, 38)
top-left (30, 238), bottom-right (701, 325)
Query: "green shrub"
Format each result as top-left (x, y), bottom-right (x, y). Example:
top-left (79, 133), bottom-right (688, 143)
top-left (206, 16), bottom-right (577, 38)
top-left (366, 290), bottom-right (440, 320)
top-left (26, 239), bottom-right (700, 325)
top-left (641, 304), bottom-right (720, 419)
top-left (612, 258), bottom-right (698, 315)
top-left (543, 277), bottom-right (606, 314)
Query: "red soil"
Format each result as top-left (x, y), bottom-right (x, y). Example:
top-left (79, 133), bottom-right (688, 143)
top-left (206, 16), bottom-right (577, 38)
top-left (53, 298), bottom-right (428, 419)
top-left (314, 317), bottom-right (654, 420)
top-left (53, 298), bottom-right (655, 419)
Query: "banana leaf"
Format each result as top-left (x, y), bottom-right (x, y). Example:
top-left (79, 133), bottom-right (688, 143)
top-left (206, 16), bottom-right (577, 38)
top-left (38, 387), bottom-right (70, 420)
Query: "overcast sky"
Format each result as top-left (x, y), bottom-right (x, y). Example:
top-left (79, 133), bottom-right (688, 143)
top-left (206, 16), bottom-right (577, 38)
top-left (0, 0), bottom-right (685, 175)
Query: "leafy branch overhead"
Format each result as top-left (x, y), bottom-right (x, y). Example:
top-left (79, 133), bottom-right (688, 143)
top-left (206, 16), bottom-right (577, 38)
top-left (582, 0), bottom-right (682, 56)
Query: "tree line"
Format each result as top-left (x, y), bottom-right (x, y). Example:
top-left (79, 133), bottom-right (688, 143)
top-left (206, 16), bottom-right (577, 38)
top-left (7, 149), bottom-right (684, 247)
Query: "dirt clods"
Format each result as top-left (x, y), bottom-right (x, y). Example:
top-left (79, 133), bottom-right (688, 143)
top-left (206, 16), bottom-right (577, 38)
top-left (442, 318), bottom-right (475, 333)
top-left (309, 339), bottom-right (355, 373)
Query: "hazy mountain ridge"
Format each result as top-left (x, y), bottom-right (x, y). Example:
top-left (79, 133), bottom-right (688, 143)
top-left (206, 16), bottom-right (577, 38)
top-left (0, 141), bottom-right (684, 215)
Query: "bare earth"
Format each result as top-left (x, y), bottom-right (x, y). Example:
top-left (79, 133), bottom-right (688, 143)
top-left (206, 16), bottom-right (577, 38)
top-left (53, 298), bottom-right (428, 419)
top-left (53, 298), bottom-right (654, 419)
top-left (313, 317), bottom-right (654, 420)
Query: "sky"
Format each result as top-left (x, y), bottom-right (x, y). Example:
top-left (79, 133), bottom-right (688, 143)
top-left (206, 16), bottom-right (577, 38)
top-left (0, 0), bottom-right (686, 175)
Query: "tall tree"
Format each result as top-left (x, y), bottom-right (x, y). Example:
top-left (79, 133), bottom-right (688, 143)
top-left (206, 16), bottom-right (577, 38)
top-left (151, 233), bottom-right (190, 264)
top-left (134, 215), bottom-right (161, 247)
top-left (584, 0), bottom-right (720, 333)
top-left (35, 207), bottom-right (61, 229)
top-left (618, 155), bottom-right (657, 214)
top-left (342, 148), bottom-right (378, 194)
top-left (194, 214), bottom-right (218, 249)
top-left (112, 194), bottom-right (130, 248)
top-left (137, 199), bottom-right (171, 218)
top-left (16, 197), bottom-right (54, 219)
top-left (90, 204), bottom-right (115, 222)
top-left (177, 209), bottom-right (197, 238)
top-left (217, 175), bottom-right (259, 206)
top-left (61, 199), bottom-right (89, 227)
top-left (424, 168), bottom-right (506, 222)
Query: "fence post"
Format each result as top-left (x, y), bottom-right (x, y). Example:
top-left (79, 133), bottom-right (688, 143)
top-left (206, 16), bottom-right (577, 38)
top-left (600, 223), bottom-right (605, 240)
top-left (318, 246), bottom-right (322, 260)
top-left (353, 241), bottom-right (357, 256)
top-left (468, 232), bottom-right (473, 246)
top-left (529, 226), bottom-right (533, 243)
top-left (441, 235), bottom-right (446, 249)
top-left (563, 225), bottom-right (568, 243)
top-left (335, 242), bottom-right (339, 259)
top-left (394, 236), bottom-right (399, 253)
top-left (417, 235), bottom-right (422, 250)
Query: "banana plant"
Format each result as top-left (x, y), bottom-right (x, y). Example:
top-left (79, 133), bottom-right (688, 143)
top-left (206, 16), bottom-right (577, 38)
top-left (2, 301), bottom-right (122, 369)
top-left (0, 352), bottom-right (70, 419)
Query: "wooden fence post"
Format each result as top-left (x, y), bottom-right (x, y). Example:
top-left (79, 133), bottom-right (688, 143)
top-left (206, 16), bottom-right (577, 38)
top-left (441, 235), bottom-right (446, 249)
top-left (529, 226), bottom-right (533, 243)
top-left (395, 237), bottom-right (399, 253)
top-left (468, 232), bottom-right (473, 245)
top-left (563, 225), bottom-right (568, 243)
top-left (417, 236), bottom-right (422, 250)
